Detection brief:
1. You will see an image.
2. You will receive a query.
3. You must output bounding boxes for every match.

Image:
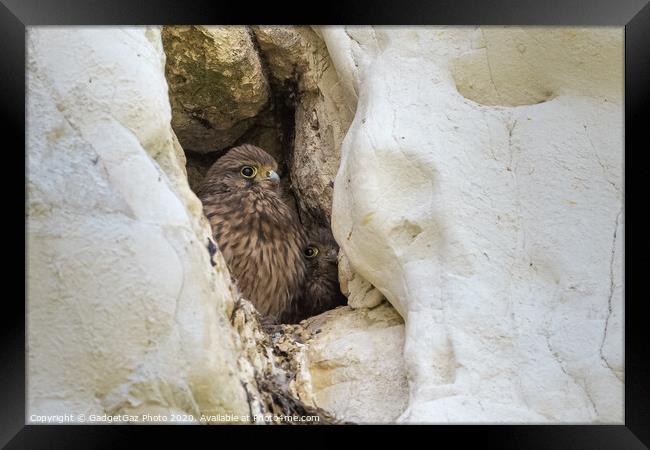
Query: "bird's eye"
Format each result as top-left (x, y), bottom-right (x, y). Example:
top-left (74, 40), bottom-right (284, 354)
top-left (240, 166), bottom-right (257, 179)
top-left (304, 246), bottom-right (319, 258)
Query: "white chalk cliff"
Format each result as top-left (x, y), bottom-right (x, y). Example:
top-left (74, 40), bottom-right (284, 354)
top-left (324, 26), bottom-right (623, 423)
top-left (27, 27), bottom-right (252, 422)
top-left (26, 26), bottom-right (623, 424)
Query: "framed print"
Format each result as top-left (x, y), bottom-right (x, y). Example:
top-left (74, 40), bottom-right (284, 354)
top-left (4, 0), bottom-right (648, 446)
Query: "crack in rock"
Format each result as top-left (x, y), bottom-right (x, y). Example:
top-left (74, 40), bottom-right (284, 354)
top-left (544, 331), bottom-right (598, 417)
top-left (584, 124), bottom-right (620, 192)
top-left (599, 208), bottom-right (622, 382)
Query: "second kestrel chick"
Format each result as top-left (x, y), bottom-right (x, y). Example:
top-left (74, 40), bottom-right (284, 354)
top-left (282, 227), bottom-right (347, 323)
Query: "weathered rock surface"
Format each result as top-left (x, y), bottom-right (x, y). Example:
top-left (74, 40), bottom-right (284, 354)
top-left (162, 26), bottom-right (269, 153)
top-left (324, 26), bottom-right (623, 423)
top-left (252, 26), bottom-right (354, 228)
top-left (337, 252), bottom-right (385, 309)
top-left (27, 27), bottom-right (253, 422)
top-left (304, 303), bottom-right (408, 422)
top-left (231, 299), bottom-right (344, 424)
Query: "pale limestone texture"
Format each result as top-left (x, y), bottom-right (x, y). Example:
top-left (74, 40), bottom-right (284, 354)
top-left (337, 252), bottom-right (385, 309)
top-left (162, 26), bottom-right (269, 152)
top-left (27, 26), bottom-right (251, 423)
top-left (253, 26), bottom-right (354, 226)
top-left (305, 303), bottom-right (408, 423)
top-left (323, 26), bottom-right (623, 423)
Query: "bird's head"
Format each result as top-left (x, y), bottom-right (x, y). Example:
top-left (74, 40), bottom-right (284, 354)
top-left (280, 225), bottom-right (346, 324)
top-left (206, 144), bottom-right (281, 193)
top-left (302, 227), bottom-right (347, 311)
top-left (304, 228), bottom-right (339, 271)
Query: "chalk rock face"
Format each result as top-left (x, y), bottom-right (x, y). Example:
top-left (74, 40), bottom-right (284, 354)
top-left (162, 26), bottom-right (269, 152)
top-left (337, 252), bottom-right (385, 309)
top-left (26, 27), bottom-right (251, 422)
top-left (253, 26), bottom-right (354, 227)
top-left (305, 303), bottom-right (408, 423)
top-left (323, 26), bottom-right (623, 423)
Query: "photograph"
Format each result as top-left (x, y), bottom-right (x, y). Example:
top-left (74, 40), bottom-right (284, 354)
top-left (24, 24), bottom-right (627, 427)
top-left (4, 0), bottom-right (646, 441)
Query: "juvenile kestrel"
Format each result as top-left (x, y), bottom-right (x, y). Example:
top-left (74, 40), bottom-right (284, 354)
top-left (282, 227), bottom-right (347, 323)
top-left (197, 144), bottom-right (307, 322)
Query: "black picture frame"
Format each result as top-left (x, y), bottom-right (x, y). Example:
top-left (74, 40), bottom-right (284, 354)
top-left (4, 0), bottom-right (648, 447)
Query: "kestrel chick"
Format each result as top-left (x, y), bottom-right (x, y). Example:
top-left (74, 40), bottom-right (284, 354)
top-left (282, 227), bottom-right (347, 323)
top-left (197, 144), bottom-right (307, 322)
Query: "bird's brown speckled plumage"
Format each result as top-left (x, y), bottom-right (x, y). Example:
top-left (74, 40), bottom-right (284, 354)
top-left (282, 227), bottom-right (347, 323)
top-left (197, 144), bottom-right (307, 322)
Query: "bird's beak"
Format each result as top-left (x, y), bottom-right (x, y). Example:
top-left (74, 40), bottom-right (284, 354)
top-left (266, 170), bottom-right (280, 183)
